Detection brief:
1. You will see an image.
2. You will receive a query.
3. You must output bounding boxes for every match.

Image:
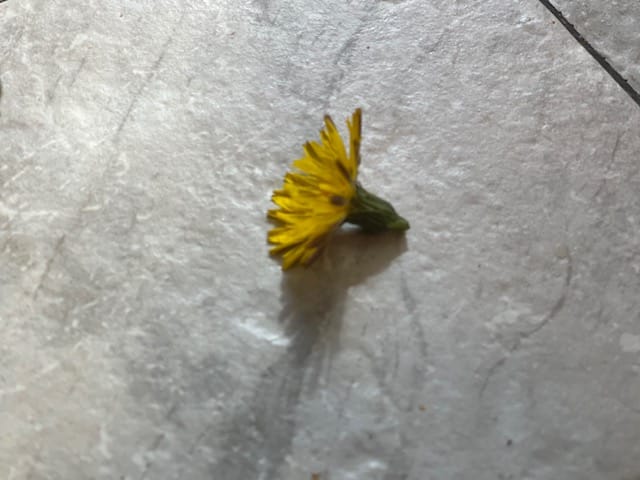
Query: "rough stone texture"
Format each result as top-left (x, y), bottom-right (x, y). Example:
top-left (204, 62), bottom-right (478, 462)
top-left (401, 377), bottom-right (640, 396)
top-left (550, 0), bottom-right (640, 95)
top-left (1, 1), bottom-right (640, 479)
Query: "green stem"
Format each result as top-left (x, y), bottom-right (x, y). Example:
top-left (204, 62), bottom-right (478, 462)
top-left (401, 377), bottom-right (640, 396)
top-left (345, 183), bottom-right (410, 233)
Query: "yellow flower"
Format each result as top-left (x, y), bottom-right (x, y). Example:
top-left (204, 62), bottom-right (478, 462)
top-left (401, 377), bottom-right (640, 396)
top-left (268, 108), bottom-right (408, 270)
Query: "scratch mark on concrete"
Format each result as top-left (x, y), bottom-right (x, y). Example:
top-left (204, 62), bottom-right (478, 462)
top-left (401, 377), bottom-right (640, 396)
top-left (138, 433), bottom-right (166, 480)
top-left (69, 55), bottom-right (87, 88)
top-left (479, 250), bottom-right (573, 398)
top-left (319, 13), bottom-right (370, 111)
top-left (593, 133), bottom-right (622, 199)
top-left (47, 75), bottom-right (63, 101)
top-left (114, 12), bottom-right (185, 141)
top-left (400, 273), bottom-right (428, 363)
top-left (400, 274), bottom-right (416, 314)
top-left (613, 397), bottom-right (640, 416)
top-left (479, 356), bottom-right (506, 399)
top-left (519, 249), bottom-right (573, 341)
top-left (33, 234), bottom-right (66, 300)
top-left (188, 422), bottom-right (214, 455)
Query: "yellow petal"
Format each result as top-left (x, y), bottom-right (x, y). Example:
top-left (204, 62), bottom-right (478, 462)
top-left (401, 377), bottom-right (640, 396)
top-left (267, 109), bottom-right (363, 269)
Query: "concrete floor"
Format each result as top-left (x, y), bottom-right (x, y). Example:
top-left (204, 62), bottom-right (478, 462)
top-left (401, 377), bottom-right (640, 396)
top-left (1, 1), bottom-right (640, 479)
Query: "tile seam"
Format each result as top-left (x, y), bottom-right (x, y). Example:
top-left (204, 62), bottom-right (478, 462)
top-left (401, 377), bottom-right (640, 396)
top-left (539, 0), bottom-right (640, 109)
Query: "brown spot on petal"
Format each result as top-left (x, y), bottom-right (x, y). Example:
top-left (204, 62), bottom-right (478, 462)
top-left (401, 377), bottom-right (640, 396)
top-left (335, 160), bottom-right (350, 181)
top-left (304, 142), bottom-right (321, 161)
top-left (330, 195), bottom-right (346, 206)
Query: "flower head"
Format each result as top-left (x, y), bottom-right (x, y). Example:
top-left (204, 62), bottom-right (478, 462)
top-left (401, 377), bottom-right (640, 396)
top-left (268, 108), bottom-right (408, 270)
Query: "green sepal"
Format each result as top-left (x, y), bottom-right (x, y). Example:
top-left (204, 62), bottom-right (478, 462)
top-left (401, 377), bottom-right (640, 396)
top-left (345, 183), bottom-right (410, 233)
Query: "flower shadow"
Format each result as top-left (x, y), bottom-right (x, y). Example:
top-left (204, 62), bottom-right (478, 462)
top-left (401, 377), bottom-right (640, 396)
top-left (278, 229), bottom-right (408, 366)
top-left (207, 232), bottom-right (407, 480)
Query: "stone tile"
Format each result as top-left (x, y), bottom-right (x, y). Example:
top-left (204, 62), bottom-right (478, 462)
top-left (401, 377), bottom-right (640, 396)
top-left (1, 0), bottom-right (639, 479)
top-left (548, 0), bottom-right (640, 97)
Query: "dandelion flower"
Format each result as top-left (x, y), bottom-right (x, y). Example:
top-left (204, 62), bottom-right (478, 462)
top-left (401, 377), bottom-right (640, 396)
top-left (268, 108), bottom-right (409, 270)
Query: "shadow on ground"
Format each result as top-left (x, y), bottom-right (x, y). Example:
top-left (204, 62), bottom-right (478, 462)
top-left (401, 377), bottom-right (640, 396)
top-left (210, 229), bottom-right (407, 479)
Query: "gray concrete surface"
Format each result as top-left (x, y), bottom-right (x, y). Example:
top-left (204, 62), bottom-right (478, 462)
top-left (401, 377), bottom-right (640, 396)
top-left (550, 0), bottom-right (640, 95)
top-left (1, 1), bottom-right (640, 479)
